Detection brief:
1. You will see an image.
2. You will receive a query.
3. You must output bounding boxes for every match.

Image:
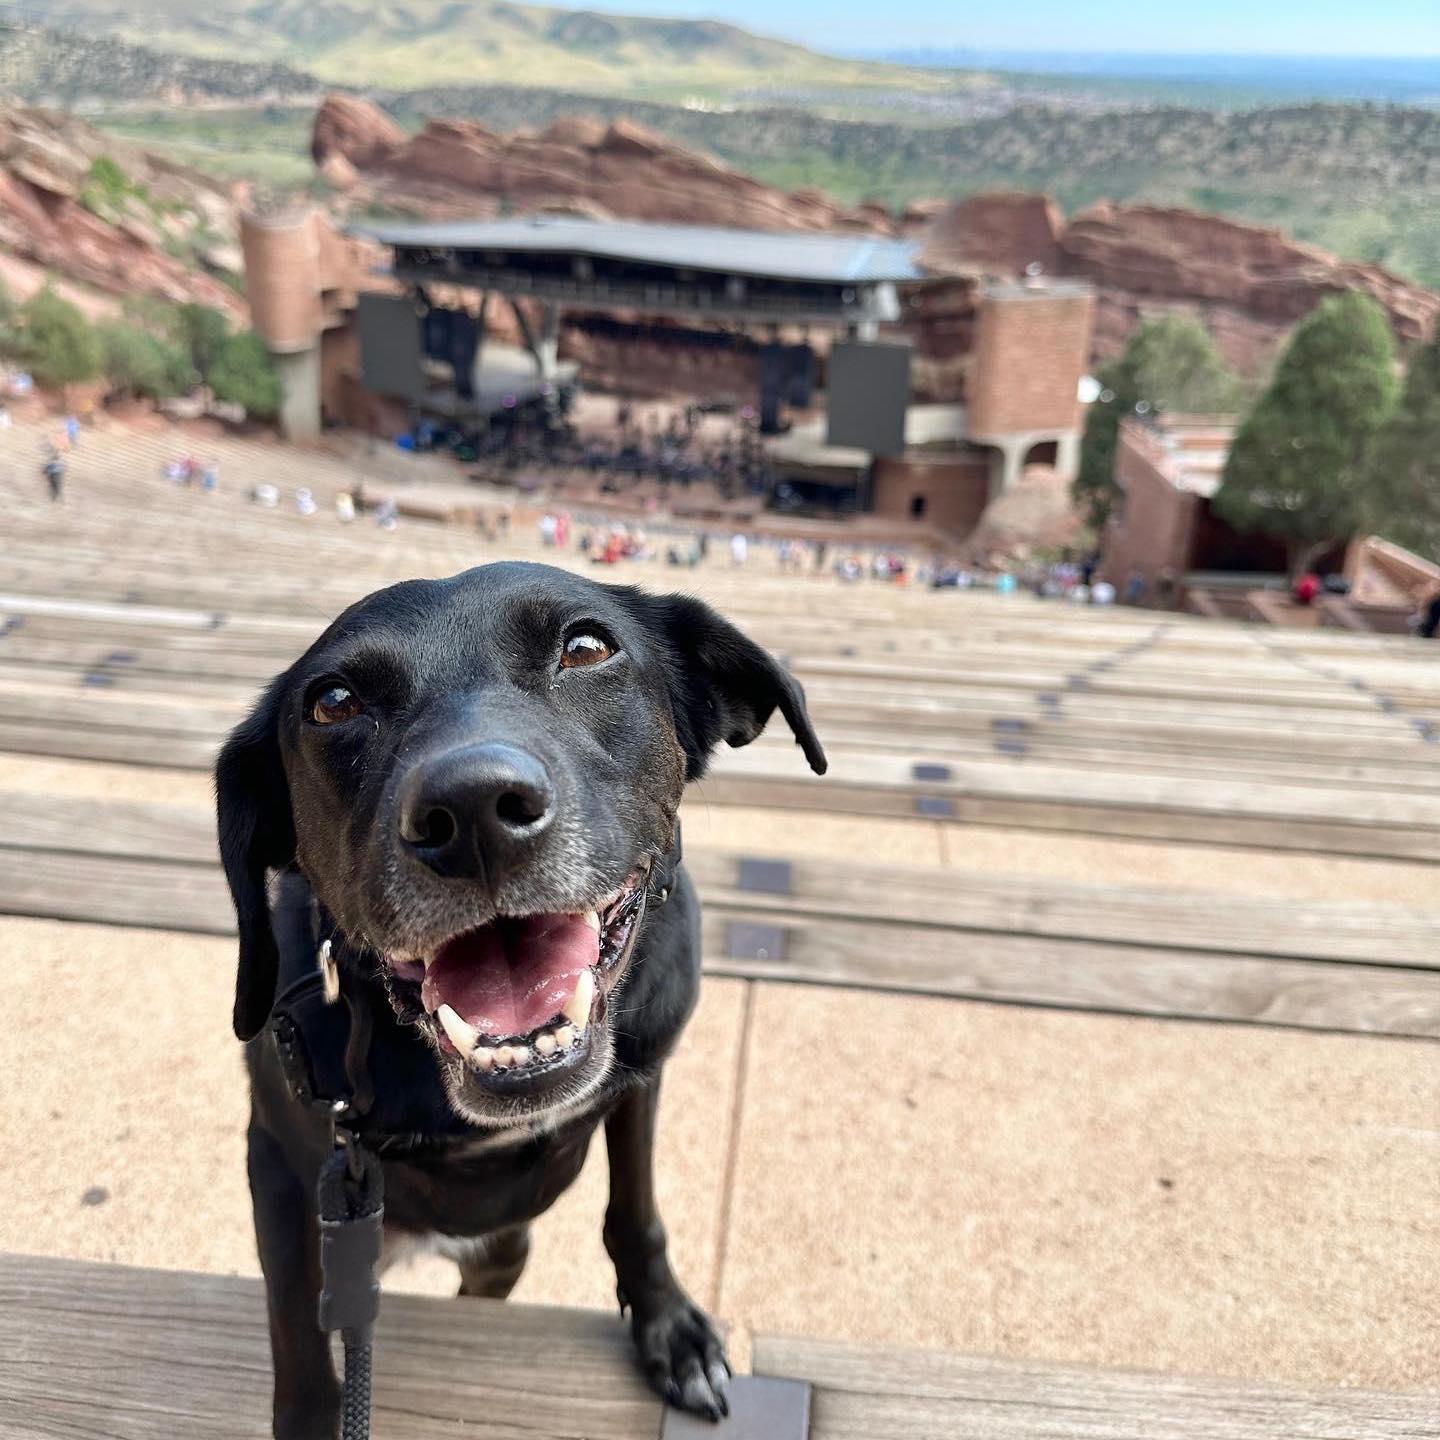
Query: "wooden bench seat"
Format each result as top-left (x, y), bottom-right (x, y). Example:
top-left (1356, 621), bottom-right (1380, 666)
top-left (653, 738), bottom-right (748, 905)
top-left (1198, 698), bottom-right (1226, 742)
top-left (0, 1254), bottom-right (1430, 1440)
top-left (0, 1252), bottom-right (664, 1440)
top-left (752, 1333), bottom-right (1438, 1440)
top-left (1, 793), bottom-right (1434, 1039)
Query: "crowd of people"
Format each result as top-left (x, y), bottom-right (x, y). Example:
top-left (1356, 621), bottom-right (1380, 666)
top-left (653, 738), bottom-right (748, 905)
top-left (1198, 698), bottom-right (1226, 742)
top-left (396, 392), bottom-right (778, 504)
top-left (22, 399), bottom-right (1439, 636)
top-left (246, 479), bottom-right (402, 531)
top-left (163, 454), bottom-right (220, 492)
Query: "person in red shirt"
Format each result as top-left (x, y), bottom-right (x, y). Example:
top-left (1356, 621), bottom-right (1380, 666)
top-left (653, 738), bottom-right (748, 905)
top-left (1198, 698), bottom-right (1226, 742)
top-left (1293, 572), bottom-right (1321, 606)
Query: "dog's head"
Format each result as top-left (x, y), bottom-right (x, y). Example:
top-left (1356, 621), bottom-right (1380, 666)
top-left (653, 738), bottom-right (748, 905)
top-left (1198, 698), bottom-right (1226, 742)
top-left (216, 561), bottom-right (824, 1127)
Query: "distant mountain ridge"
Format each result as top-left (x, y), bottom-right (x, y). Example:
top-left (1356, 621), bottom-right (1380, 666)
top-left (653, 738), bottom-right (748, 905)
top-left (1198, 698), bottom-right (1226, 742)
top-left (0, 19), bottom-right (323, 103)
top-left (5, 14), bottom-right (1440, 285)
top-left (0, 0), bottom-right (977, 92)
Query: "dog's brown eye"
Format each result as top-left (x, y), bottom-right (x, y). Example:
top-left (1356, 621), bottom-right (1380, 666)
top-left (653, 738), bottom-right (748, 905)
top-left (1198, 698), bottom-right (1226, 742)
top-left (561, 633), bottom-right (614, 669)
top-left (311, 683), bottom-right (363, 725)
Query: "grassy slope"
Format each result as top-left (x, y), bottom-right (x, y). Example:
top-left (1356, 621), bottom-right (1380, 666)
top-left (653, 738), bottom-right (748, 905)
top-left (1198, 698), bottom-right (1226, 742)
top-left (9, 0), bottom-right (987, 94)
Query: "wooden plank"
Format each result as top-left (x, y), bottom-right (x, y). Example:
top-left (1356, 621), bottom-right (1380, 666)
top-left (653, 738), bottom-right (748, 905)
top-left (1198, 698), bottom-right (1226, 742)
top-left (702, 766), bottom-right (1440, 863)
top-left (699, 909), bottom-right (1440, 1039)
top-left (0, 1252), bottom-right (662, 1440)
top-left (0, 849), bottom-right (233, 935)
top-left (683, 850), bottom-right (1440, 969)
top-left (0, 720), bottom-right (220, 770)
top-left (2, 706), bottom-right (1435, 859)
top-left (0, 793), bottom-right (217, 864)
top-left (4, 796), bottom-right (1436, 969)
top-left (0, 847), bottom-right (1431, 1039)
top-left (752, 1334), bottom-right (1437, 1440)
top-left (13, 670), bottom-right (1439, 794)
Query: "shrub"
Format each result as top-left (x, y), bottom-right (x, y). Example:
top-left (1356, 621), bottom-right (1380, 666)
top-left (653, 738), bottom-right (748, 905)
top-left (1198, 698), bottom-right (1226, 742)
top-left (209, 330), bottom-right (280, 420)
top-left (98, 321), bottom-right (194, 400)
top-left (21, 287), bottom-right (103, 388)
top-left (169, 302), bottom-right (232, 382)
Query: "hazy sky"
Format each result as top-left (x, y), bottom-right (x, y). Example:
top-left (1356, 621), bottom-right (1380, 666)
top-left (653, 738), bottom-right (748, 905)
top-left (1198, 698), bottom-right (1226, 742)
top-left (584, 0), bottom-right (1440, 55)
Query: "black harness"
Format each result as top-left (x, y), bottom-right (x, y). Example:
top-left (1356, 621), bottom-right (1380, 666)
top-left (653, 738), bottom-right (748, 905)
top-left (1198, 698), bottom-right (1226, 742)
top-left (263, 834), bottom-right (682, 1440)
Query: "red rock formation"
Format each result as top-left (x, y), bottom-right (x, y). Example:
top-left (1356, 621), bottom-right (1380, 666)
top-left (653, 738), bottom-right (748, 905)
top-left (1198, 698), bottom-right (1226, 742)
top-left (912, 195), bottom-right (1439, 374)
top-left (0, 105), bottom-right (245, 318)
top-left (919, 192), bottom-right (1064, 279)
top-left (312, 95), bottom-right (893, 235)
top-left (310, 92), bottom-right (405, 169)
top-left (965, 464), bottom-right (1084, 563)
top-left (1058, 202), bottom-right (1440, 371)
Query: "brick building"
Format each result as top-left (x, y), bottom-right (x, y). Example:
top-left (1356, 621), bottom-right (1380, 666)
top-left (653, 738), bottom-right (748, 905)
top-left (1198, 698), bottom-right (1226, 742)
top-left (1100, 415), bottom-right (1293, 602)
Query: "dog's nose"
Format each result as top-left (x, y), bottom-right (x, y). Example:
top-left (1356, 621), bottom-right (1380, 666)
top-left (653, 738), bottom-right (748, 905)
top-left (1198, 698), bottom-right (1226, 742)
top-left (398, 743), bottom-right (555, 881)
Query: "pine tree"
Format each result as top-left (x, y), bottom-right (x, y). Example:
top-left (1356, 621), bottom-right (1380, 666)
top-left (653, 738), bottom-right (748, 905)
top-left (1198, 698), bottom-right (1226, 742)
top-left (1073, 353), bottom-right (1139, 531)
top-left (1213, 291), bottom-right (1399, 576)
top-left (1073, 315), bottom-right (1239, 530)
top-left (1128, 314), bottom-right (1242, 416)
top-left (1364, 334), bottom-right (1440, 562)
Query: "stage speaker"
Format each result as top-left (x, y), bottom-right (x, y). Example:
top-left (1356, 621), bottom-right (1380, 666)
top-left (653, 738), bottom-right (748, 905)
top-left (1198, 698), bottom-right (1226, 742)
top-left (357, 293), bottom-right (424, 401)
top-left (826, 341), bottom-right (910, 456)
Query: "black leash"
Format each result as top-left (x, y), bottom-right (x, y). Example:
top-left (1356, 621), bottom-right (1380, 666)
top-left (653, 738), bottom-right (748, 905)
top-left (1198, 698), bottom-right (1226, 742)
top-left (271, 936), bottom-right (384, 1440)
top-left (317, 1124), bottom-right (383, 1440)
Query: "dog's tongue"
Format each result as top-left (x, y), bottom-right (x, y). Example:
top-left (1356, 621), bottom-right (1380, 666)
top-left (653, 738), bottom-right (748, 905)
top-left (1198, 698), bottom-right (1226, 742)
top-left (421, 913), bottom-right (599, 1038)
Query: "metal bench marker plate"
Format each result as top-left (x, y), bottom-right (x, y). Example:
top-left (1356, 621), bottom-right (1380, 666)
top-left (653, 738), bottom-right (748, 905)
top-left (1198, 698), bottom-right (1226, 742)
top-left (736, 857), bottom-right (793, 896)
top-left (661, 1375), bottom-right (811, 1440)
top-left (726, 921), bottom-right (787, 963)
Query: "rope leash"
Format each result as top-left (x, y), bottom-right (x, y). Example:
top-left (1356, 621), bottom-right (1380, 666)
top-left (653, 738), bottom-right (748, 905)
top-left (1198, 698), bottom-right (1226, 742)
top-left (273, 930), bottom-right (385, 1440)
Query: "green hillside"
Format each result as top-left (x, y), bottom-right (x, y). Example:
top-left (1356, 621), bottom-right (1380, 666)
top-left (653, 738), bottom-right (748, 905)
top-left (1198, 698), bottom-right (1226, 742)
top-left (1, 0), bottom-right (989, 96)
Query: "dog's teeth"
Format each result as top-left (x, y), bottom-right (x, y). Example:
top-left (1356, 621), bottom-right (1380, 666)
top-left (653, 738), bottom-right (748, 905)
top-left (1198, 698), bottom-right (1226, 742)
top-left (510, 1044), bottom-right (531, 1066)
top-left (534, 1031), bottom-right (558, 1057)
top-left (472, 1045), bottom-right (496, 1072)
top-left (554, 1024), bottom-right (576, 1051)
top-left (562, 969), bottom-right (595, 1031)
top-left (582, 911), bottom-right (601, 933)
top-left (437, 1003), bottom-right (479, 1055)
top-left (494, 1045), bottom-right (515, 1068)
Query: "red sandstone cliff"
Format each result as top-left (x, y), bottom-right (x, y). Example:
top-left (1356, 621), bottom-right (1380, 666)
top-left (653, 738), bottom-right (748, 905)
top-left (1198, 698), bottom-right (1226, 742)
top-left (930, 192), bottom-right (1439, 372)
top-left (1060, 202), bottom-right (1440, 370)
top-left (312, 94), bottom-right (893, 235)
top-left (919, 192), bottom-right (1064, 279)
top-left (0, 105), bottom-right (246, 318)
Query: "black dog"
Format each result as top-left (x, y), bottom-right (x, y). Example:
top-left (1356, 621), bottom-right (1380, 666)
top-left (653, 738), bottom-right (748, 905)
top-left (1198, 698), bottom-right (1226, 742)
top-left (216, 560), bottom-right (826, 1439)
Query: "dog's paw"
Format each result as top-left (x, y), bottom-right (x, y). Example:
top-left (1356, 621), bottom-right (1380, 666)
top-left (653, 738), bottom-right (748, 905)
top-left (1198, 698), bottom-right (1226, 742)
top-left (631, 1292), bottom-right (731, 1421)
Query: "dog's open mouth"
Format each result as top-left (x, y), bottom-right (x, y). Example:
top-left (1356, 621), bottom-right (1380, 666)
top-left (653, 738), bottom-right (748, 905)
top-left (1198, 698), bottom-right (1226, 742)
top-left (382, 862), bottom-right (650, 1079)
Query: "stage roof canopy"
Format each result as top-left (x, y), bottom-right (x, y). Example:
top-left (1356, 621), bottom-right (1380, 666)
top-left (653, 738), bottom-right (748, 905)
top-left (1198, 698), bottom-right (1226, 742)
top-left (360, 215), bottom-right (929, 324)
top-left (362, 216), bottom-right (926, 284)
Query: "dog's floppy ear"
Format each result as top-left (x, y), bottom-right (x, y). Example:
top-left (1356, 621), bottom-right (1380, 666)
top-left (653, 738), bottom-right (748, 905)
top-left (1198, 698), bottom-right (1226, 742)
top-left (215, 676), bottom-right (296, 1041)
top-left (654, 594), bottom-right (826, 781)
